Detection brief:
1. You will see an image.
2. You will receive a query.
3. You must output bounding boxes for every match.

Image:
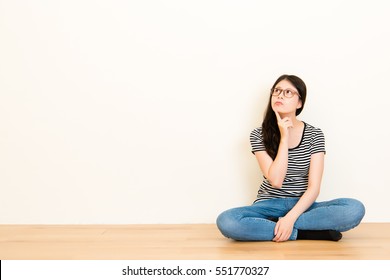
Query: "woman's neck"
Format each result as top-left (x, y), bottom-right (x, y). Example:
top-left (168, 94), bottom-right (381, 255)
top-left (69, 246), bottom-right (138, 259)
top-left (278, 113), bottom-right (300, 125)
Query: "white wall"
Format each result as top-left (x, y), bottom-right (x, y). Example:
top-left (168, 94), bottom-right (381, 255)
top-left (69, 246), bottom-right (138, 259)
top-left (1, 0), bottom-right (389, 224)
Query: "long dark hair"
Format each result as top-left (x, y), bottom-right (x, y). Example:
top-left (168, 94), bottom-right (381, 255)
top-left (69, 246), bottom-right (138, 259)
top-left (262, 74), bottom-right (307, 159)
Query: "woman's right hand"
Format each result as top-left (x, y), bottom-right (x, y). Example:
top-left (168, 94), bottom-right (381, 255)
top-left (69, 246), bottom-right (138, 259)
top-left (274, 110), bottom-right (293, 140)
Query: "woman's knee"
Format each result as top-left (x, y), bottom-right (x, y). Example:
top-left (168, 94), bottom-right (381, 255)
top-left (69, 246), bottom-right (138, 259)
top-left (347, 198), bottom-right (365, 221)
top-left (216, 209), bottom-right (244, 239)
top-left (340, 198), bottom-right (366, 227)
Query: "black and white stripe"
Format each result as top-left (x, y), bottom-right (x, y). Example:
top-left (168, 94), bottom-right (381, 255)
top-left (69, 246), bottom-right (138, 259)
top-left (250, 122), bottom-right (326, 202)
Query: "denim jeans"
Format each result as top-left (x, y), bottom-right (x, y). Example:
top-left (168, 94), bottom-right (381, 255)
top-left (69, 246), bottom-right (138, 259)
top-left (216, 198), bottom-right (365, 241)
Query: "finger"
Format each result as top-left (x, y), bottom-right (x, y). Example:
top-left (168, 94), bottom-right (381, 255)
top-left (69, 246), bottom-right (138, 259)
top-left (274, 226), bottom-right (284, 242)
top-left (283, 232), bottom-right (290, 242)
top-left (273, 224), bottom-right (279, 241)
top-left (274, 235), bottom-right (282, 242)
top-left (274, 109), bottom-right (282, 121)
top-left (282, 230), bottom-right (292, 242)
top-left (276, 231), bottom-right (287, 242)
top-left (283, 118), bottom-right (293, 128)
top-left (274, 232), bottom-right (283, 242)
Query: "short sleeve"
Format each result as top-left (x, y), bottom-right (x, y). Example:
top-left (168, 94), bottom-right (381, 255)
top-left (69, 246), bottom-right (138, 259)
top-left (250, 127), bottom-right (266, 154)
top-left (310, 127), bottom-right (326, 155)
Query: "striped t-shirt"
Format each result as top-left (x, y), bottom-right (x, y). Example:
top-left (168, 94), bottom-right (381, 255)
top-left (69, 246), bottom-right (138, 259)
top-left (250, 122), bottom-right (325, 203)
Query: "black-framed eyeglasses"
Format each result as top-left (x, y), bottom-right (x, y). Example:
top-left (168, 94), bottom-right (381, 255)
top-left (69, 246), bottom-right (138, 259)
top-left (271, 87), bottom-right (301, 98)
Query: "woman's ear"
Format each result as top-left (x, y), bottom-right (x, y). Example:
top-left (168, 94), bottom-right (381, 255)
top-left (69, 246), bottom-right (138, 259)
top-left (297, 99), bottom-right (302, 109)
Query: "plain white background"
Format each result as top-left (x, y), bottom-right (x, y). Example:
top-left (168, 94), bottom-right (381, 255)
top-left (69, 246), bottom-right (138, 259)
top-left (1, 0), bottom-right (389, 224)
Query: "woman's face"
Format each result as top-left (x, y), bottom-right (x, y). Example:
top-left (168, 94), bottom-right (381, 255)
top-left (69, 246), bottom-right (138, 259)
top-left (271, 79), bottom-right (302, 115)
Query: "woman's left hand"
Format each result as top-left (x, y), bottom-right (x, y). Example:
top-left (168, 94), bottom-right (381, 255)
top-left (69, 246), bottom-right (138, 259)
top-left (273, 216), bottom-right (296, 242)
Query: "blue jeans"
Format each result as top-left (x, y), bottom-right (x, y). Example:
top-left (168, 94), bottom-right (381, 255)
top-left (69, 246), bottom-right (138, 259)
top-left (216, 198), bottom-right (365, 241)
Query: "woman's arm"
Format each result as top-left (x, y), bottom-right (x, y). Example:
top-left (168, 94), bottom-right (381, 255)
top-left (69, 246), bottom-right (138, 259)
top-left (254, 111), bottom-right (292, 188)
top-left (273, 151), bottom-right (325, 242)
top-left (285, 151), bottom-right (324, 219)
top-left (254, 143), bottom-right (288, 188)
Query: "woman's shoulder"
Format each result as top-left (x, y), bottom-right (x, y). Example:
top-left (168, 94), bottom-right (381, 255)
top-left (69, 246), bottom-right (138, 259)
top-left (250, 126), bottom-right (262, 137)
top-left (303, 122), bottom-right (325, 138)
top-left (304, 122), bottom-right (323, 132)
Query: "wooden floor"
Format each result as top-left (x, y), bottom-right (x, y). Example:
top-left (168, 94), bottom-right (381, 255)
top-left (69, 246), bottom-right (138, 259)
top-left (0, 223), bottom-right (389, 260)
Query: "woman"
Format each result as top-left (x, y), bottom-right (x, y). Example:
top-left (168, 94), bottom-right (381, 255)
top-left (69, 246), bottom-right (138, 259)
top-left (216, 74), bottom-right (365, 242)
